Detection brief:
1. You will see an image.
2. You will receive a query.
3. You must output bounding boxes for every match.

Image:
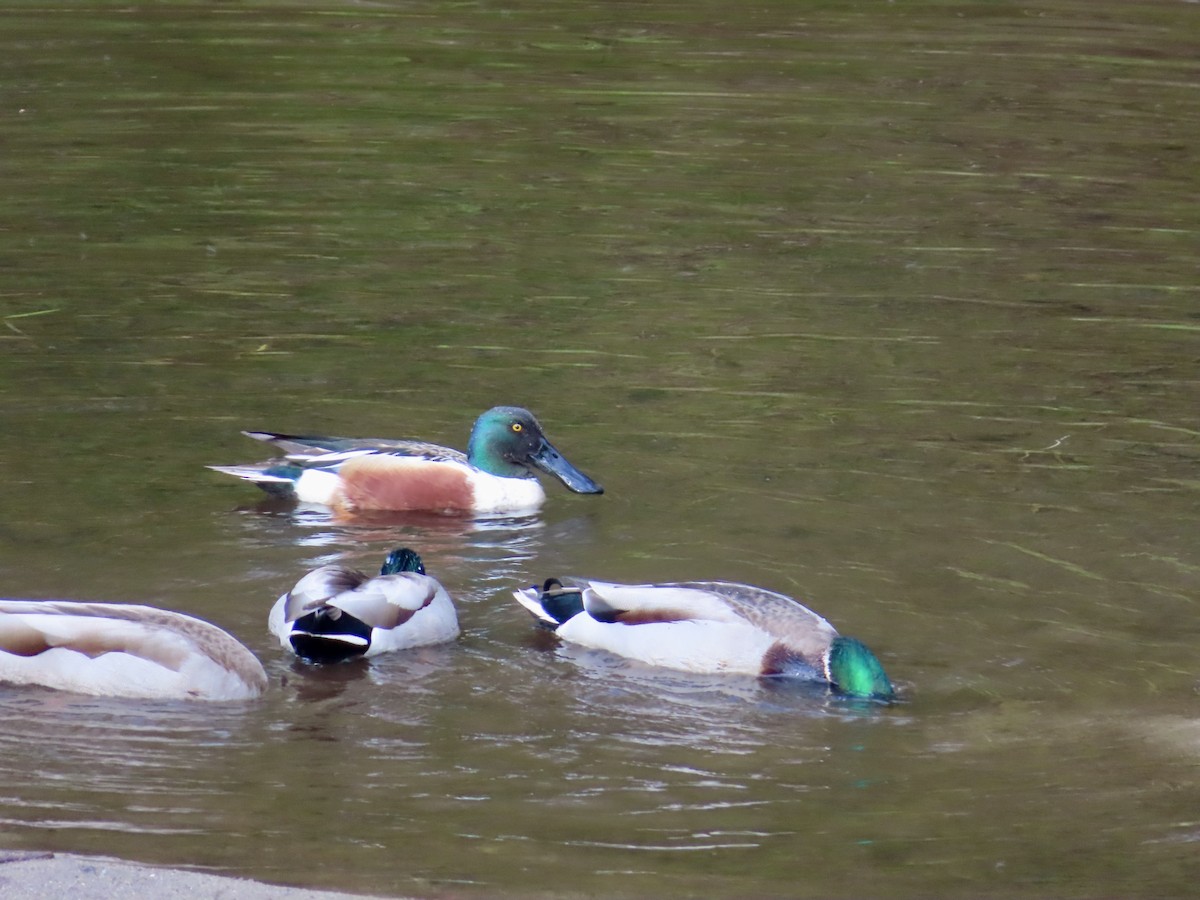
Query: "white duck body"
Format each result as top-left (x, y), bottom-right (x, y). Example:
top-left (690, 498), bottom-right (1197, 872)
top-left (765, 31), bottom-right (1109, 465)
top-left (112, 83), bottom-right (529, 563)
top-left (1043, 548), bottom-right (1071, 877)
top-left (515, 578), bottom-right (896, 699)
top-left (514, 579), bottom-right (838, 678)
top-left (0, 600), bottom-right (268, 701)
top-left (270, 564), bottom-right (459, 663)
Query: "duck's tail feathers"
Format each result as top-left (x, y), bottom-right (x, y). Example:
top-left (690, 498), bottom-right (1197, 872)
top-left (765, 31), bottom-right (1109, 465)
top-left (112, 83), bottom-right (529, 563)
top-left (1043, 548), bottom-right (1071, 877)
top-left (242, 431), bottom-right (333, 457)
top-left (513, 587), bottom-right (557, 625)
top-left (208, 464), bottom-right (300, 499)
top-left (209, 463), bottom-right (285, 482)
top-left (289, 632), bottom-right (369, 664)
top-left (513, 578), bottom-right (585, 626)
top-left (288, 608), bottom-right (371, 664)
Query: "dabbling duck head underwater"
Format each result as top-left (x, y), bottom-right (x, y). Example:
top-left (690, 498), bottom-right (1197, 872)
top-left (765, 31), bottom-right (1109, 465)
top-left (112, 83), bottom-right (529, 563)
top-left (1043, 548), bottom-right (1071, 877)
top-left (513, 577), bottom-right (896, 702)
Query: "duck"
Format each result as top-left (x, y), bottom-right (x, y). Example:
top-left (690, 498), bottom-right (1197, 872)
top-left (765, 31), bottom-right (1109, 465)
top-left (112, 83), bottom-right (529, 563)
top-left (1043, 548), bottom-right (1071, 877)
top-left (269, 548), bottom-right (460, 663)
top-left (0, 599), bottom-right (268, 701)
top-left (513, 578), bottom-right (895, 700)
top-left (210, 406), bottom-right (603, 515)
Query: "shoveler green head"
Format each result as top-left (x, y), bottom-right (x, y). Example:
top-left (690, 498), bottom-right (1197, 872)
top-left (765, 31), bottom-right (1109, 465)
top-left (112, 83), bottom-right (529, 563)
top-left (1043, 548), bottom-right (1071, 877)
top-left (467, 407), bottom-right (603, 494)
top-left (381, 547), bottom-right (425, 575)
top-left (826, 636), bottom-right (895, 701)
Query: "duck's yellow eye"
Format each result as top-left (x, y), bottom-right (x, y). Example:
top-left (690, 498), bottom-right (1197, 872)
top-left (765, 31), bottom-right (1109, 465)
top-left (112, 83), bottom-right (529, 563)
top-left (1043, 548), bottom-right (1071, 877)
top-left (512, 423), bottom-right (523, 432)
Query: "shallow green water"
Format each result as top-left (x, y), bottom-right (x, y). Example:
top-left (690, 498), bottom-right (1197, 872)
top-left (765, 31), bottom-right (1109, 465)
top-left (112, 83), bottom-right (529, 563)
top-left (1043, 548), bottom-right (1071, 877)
top-left (1, 1), bottom-right (1198, 897)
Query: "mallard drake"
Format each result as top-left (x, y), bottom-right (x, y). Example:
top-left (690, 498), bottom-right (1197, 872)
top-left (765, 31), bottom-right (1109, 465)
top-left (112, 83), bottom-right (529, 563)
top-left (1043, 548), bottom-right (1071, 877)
top-left (210, 406), bottom-right (603, 515)
top-left (513, 578), bottom-right (895, 700)
top-left (269, 548), bottom-right (460, 663)
top-left (0, 599), bottom-right (267, 701)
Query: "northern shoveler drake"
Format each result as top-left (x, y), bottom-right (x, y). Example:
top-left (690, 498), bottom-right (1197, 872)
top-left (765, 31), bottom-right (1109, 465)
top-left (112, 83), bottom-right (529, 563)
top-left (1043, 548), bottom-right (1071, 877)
top-left (0, 599), bottom-right (268, 701)
top-left (210, 406), bottom-right (603, 515)
top-left (269, 548), bottom-right (460, 663)
top-left (513, 578), bottom-right (895, 701)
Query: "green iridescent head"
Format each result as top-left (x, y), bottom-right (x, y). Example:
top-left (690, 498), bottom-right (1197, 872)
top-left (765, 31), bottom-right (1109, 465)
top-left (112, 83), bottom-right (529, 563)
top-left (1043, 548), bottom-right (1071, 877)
top-left (467, 406), bottom-right (603, 494)
top-left (381, 547), bottom-right (425, 576)
top-left (826, 636), bottom-right (895, 701)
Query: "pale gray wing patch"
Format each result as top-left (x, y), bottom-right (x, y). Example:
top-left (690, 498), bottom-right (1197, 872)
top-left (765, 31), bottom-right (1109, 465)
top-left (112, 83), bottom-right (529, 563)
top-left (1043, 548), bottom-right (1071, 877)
top-left (283, 566), bottom-right (368, 622)
top-left (582, 581), bottom-right (747, 625)
top-left (678, 581), bottom-right (839, 662)
top-left (288, 442), bottom-right (467, 466)
top-left (326, 573), bottom-right (439, 629)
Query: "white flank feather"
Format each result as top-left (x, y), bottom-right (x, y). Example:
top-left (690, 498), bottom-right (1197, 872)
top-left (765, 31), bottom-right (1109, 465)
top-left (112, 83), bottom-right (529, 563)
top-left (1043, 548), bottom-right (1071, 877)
top-left (555, 615), bottom-right (776, 675)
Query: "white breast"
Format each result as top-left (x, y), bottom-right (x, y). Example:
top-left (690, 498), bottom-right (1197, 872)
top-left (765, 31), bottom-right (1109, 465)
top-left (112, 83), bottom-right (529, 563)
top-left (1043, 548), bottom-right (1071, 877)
top-left (292, 469), bottom-right (345, 506)
top-left (466, 471), bottom-right (546, 514)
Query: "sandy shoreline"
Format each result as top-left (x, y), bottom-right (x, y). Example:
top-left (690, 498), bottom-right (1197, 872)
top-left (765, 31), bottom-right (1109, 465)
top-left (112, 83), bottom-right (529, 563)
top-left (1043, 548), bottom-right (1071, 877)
top-left (0, 850), bottom-right (401, 899)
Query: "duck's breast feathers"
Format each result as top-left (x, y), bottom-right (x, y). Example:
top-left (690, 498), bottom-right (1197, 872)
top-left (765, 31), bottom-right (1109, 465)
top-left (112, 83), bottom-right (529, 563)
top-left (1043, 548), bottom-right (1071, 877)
top-left (0, 600), bottom-right (267, 700)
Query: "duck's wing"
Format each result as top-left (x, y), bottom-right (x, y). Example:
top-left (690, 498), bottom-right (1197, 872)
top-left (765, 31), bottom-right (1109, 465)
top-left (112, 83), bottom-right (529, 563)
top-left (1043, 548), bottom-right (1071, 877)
top-left (326, 572), bottom-right (441, 630)
top-left (677, 581), bottom-right (839, 661)
top-left (578, 580), bottom-right (838, 660)
top-left (243, 432), bottom-right (469, 467)
top-left (0, 600), bottom-right (190, 665)
top-left (579, 580), bottom-right (748, 626)
top-left (279, 565), bottom-right (368, 623)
